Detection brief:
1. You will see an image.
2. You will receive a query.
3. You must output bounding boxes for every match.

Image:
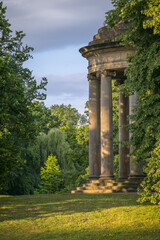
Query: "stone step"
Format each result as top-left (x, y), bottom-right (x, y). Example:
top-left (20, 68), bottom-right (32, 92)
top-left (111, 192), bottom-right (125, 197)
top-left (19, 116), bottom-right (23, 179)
top-left (76, 185), bottom-right (137, 191)
top-left (71, 178), bottom-right (143, 194)
top-left (82, 182), bottom-right (139, 188)
top-left (71, 187), bottom-right (137, 194)
top-left (83, 185), bottom-right (137, 190)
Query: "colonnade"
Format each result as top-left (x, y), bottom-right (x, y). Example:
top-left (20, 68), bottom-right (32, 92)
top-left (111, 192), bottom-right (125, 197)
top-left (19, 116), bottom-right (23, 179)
top-left (88, 69), bottom-right (143, 180)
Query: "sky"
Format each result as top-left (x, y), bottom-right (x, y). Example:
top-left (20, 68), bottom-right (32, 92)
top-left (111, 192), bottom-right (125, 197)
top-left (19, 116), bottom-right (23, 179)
top-left (4, 0), bottom-right (113, 113)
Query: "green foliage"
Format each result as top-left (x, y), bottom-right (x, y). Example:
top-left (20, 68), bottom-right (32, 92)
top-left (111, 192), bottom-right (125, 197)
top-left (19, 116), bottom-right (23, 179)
top-left (31, 101), bottom-right (59, 134)
top-left (21, 123), bottom-right (89, 193)
top-left (76, 125), bottom-right (89, 147)
top-left (83, 100), bottom-right (89, 120)
top-left (0, 2), bottom-right (47, 194)
top-left (60, 124), bottom-right (89, 191)
top-left (139, 0), bottom-right (160, 34)
top-left (106, 0), bottom-right (159, 47)
top-left (138, 134), bottom-right (160, 205)
top-left (47, 128), bottom-right (70, 169)
top-left (112, 82), bottom-right (119, 177)
top-left (123, 41), bottom-right (160, 162)
top-left (49, 104), bottom-right (89, 191)
top-left (112, 82), bottom-right (119, 155)
top-left (51, 104), bottom-right (80, 127)
top-left (40, 155), bottom-right (61, 193)
top-left (105, 0), bottom-right (128, 28)
top-left (105, 0), bottom-right (160, 204)
top-left (75, 166), bottom-right (89, 187)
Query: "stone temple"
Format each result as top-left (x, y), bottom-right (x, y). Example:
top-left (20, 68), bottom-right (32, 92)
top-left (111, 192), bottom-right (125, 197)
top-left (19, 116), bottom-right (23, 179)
top-left (71, 23), bottom-right (144, 193)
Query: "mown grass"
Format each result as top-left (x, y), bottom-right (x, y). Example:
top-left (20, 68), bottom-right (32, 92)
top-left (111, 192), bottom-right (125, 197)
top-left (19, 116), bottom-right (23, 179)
top-left (0, 193), bottom-right (160, 240)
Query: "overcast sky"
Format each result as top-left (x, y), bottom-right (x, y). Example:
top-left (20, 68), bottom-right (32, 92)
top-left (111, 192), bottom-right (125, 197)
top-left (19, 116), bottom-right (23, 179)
top-left (4, 0), bottom-right (113, 113)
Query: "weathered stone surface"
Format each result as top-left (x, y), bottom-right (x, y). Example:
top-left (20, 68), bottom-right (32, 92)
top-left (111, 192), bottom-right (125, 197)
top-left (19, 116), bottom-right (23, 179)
top-left (88, 73), bottom-right (101, 179)
top-left (71, 178), bottom-right (143, 194)
top-left (100, 72), bottom-right (114, 179)
top-left (89, 22), bottom-right (128, 45)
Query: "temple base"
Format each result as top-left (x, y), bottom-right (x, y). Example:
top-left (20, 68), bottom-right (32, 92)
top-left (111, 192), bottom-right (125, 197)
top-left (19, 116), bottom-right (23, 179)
top-left (71, 178), bottom-right (143, 194)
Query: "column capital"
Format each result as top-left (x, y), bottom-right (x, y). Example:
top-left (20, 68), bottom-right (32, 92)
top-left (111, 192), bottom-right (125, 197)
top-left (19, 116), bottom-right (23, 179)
top-left (87, 72), bottom-right (101, 81)
top-left (101, 70), bottom-right (116, 78)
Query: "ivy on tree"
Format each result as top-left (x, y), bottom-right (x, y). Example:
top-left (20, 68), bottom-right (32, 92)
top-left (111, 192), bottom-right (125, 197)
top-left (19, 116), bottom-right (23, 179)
top-left (105, 0), bottom-right (160, 204)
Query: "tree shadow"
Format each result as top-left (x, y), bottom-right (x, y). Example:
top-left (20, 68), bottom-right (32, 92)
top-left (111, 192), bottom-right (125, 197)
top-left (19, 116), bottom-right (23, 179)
top-left (0, 193), bottom-right (149, 222)
top-left (26, 228), bottom-right (160, 240)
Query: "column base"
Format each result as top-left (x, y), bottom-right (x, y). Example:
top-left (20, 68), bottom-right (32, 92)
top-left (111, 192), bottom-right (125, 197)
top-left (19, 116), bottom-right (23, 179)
top-left (88, 175), bottom-right (100, 180)
top-left (100, 175), bottom-right (114, 180)
top-left (129, 175), bottom-right (144, 179)
top-left (118, 177), bottom-right (129, 180)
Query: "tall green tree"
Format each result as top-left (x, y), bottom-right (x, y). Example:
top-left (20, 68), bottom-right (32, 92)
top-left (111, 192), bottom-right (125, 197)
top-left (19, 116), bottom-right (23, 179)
top-left (40, 155), bottom-right (61, 194)
top-left (0, 2), bottom-right (47, 193)
top-left (105, 0), bottom-right (160, 203)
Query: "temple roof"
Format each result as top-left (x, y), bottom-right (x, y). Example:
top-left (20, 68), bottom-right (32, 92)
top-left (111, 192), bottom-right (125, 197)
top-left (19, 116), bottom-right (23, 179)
top-left (89, 22), bottom-right (128, 45)
top-left (79, 22), bottom-right (128, 57)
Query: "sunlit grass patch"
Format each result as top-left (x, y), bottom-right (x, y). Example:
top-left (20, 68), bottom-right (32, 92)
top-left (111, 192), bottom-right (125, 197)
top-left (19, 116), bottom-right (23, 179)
top-left (0, 194), bottom-right (160, 240)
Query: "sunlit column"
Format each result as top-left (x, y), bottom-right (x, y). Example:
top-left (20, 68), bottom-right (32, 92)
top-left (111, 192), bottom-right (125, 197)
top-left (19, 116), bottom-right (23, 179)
top-left (100, 70), bottom-right (114, 179)
top-left (88, 72), bottom-right (101, 179)
top-left (129, 92), bottom-right (143, 177)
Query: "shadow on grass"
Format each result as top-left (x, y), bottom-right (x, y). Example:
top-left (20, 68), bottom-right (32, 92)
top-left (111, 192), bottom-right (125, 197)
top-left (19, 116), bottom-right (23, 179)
top-left (24, 228), bottom-right (160, 240)
top-left (0, 193), bottom-right (147, 222)
top-left (1, 224), bottom-right (160, 240)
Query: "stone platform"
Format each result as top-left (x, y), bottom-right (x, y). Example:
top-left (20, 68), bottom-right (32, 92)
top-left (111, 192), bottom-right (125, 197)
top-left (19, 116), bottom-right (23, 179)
top-left (71, 178), bottom-right (143, 194)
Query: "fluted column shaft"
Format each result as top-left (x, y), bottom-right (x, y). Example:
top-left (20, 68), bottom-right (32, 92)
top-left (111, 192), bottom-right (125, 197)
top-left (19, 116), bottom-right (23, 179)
top-left (88, 73), bottom-right (101, 179)
top-left (100, 71), bottom-right (114, 178)
top-left (119, 91), bottom-right (129, 178)
top-left (129, 92), bottom-right (143, 177)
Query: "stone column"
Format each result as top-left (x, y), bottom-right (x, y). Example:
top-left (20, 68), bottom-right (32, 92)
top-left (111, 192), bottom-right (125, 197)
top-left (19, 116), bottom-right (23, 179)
top-left (100, 70), bottom-right (114, 179)
top-left (119, 91), bottom-right (129, 178)
top-left (129, 92), bottom-right (143, 177)
top-left (88, 73), bottom-right (101, 179)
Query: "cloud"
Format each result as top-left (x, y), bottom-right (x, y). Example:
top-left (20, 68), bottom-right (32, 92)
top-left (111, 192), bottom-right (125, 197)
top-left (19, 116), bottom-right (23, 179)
top-left (38, 73), bottom-right (89, 112)
top-left (41, 73), bottom-right (88, 97)
top-left (4, 0), bottom-right (113, 52)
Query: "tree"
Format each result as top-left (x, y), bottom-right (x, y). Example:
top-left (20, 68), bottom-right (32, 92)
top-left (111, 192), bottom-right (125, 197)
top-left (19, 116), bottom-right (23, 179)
top-left (40, 155), bottom-right (61, 194)
top-left (47, 128), bottom-right (71, 170)
top-left (0, 2), bottom-right (47, 193)
top-left (51, 104), bottom-right (80, 128)
top-left (31, 101), bottom-right (59, 134)
top-left (105, 0), bottom-right (160, 203)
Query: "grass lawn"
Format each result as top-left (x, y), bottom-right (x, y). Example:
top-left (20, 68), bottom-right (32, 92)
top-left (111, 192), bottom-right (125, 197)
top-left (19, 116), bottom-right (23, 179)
top-left (0, 193), bottom-right (160, 240)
